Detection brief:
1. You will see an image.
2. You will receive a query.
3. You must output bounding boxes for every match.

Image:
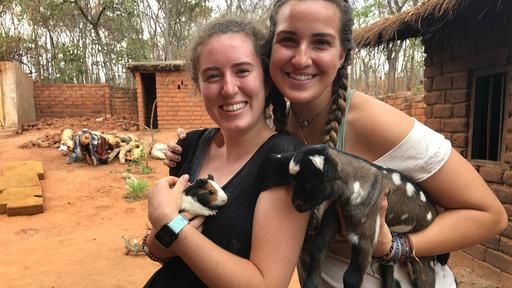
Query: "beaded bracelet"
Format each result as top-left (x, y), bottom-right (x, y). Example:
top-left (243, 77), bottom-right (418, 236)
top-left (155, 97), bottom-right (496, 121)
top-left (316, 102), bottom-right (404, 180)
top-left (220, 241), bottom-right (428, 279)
top-left (141, 229), bottom-right (171, 264)
top-left (378, 232), bottom-right (416, 263)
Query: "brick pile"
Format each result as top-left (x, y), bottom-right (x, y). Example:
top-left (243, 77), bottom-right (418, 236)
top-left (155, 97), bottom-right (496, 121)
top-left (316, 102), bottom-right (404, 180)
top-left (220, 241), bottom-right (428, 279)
top-left (0, 161), bottom-right (45, 216)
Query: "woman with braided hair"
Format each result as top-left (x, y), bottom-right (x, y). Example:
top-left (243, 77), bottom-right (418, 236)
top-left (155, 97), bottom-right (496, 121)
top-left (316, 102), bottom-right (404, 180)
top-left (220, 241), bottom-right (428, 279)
top-left (166, 0), bottom-right (507, 287)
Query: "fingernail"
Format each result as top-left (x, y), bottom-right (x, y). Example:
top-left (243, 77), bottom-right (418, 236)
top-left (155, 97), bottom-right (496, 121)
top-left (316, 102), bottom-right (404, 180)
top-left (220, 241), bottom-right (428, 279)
top-left (181, 174), bottom-right (189, 182)
top-left (180, 133), bottom-right (186, 138)
top-left (176, 156), bottom-right (181, 161)
top-left (170, 162), bottom-right (176, 167)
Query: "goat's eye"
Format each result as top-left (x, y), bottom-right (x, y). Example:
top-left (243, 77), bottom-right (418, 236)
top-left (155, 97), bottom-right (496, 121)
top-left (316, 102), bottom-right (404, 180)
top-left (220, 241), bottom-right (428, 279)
top-left (209, 190), bottom-right (214, 195)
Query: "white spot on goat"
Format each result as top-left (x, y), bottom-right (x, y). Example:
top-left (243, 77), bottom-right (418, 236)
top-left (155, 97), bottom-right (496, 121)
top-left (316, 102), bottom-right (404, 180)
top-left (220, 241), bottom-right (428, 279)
top-left (419, 192), bottom-right (427, 202)
top-left (390, 224), bottom-right (414, 233)
top-left (347, 233), bottom-right (359, 245)
top-left (308, 155), bottom-right (325, 172)
top-left (405, 182), bottom-right (415, 196)
top-left (351, 181), bottom-right (365, 204)
top-left (289, 158), bottom-right (300, 175)
top-left (392, 173), bottom-right (402, 185)
top-left (401, 214), bottom-right (409, 220)
top-left (426, 211), bottom-right (433, 222)
top-left (373, 215), bottom-right (380, 245)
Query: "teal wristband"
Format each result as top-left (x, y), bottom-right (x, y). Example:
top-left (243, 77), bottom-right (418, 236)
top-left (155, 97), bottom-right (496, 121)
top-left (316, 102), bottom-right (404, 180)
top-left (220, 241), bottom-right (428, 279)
top-left (168, 213), bottom-right (189, 234)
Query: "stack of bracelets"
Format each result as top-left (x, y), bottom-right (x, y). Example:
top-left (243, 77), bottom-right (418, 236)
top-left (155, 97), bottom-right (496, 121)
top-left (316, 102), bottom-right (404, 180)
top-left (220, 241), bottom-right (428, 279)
top-left (142, 229), bottom-right (170, 264)
top-left (377, 232), bottom-right (418, 263)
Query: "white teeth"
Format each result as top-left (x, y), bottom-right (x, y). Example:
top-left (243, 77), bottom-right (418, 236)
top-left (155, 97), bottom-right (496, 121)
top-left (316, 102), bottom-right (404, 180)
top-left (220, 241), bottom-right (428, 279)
top-left (222, 102), bottom-right (246, 112)
top-left (289, 74), bottom-right (313, 81)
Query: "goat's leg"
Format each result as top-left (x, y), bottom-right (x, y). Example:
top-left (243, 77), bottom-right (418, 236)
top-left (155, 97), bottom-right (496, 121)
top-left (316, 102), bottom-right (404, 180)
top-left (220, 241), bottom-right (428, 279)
top-left (343, 210), bottom-right (378, 288)
top-left (405, 257), bottom-right (435, 288)
top-left (303, 203), bottom-right (340, 288)
top-left (379, 262), bottom-right (401, 288)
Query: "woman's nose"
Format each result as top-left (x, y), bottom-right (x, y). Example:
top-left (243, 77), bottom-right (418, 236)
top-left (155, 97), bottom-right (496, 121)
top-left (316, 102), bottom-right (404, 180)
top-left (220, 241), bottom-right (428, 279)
top-left (221, 73), bottom-right (239, 97)
top-left (291, 45), bottom-right (312, 68)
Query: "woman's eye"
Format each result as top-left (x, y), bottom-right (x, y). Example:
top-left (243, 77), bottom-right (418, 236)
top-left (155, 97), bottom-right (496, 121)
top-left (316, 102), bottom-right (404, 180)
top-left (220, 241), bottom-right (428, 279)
top-left (277, 36), bottom-right (297, 47)
top-left (314, 39), bottom-right (332, 49)
top-left (236, 68), bottom-right (251, 76)
top-left (204, 73), bottom-right (221, 81)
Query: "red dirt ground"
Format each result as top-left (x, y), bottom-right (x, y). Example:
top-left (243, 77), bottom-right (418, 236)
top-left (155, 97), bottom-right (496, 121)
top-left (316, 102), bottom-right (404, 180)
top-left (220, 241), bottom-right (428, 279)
top-left (0, 125), bottom-right (502, 288)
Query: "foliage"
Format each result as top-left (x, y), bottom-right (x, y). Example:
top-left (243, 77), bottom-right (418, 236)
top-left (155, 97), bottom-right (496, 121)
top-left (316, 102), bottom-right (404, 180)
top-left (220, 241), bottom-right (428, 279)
top-left (126, 146), bottom-right (153, 175)
top-left (125, 178), bottom-right (149, 201)
top-left (1, 0), bottom-right (425, 94)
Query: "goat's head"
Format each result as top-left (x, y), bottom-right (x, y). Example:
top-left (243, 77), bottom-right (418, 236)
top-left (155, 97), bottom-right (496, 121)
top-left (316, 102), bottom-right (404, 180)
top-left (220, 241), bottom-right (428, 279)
top-left (272, 145), bottom-right (342, 212)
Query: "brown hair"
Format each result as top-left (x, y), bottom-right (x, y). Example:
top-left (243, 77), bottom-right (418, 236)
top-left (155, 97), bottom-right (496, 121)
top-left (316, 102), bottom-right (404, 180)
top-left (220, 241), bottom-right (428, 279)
top-left (267, 0), bottom-right (355, 145)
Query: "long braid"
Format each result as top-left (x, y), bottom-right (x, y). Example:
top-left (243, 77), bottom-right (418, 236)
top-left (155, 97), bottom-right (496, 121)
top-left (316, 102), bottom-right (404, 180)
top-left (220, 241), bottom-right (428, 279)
top-left (322, 49), bottom-right (351, 148)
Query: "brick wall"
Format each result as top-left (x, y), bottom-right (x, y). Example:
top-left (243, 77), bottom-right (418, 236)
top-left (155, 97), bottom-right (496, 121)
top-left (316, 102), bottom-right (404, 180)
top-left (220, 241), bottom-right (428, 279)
top-left (378, 91), bottom-right (426, 123)
top-left (33, 83), bottom-right (137, 120)
top-left (421, 7), bottom-right (512, 282)
top-left (135, 71), bottom-right (215, 130)
top-left (110, 87), bottom-right (137, 121)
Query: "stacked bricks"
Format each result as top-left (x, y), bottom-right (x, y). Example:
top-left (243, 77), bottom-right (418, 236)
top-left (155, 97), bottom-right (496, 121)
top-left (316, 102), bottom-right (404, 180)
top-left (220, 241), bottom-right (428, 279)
top-left (134, 68), bottom-right (215, 130)
top-left (379, 92), bottom-right (426, 123)
top-left (34, 83), bottom-right (110, 118)
top-left (33, 83), bottom-right (138, 120)
top-left (421, 6), bottom-right (512, 283)
top-left (0, 161), bottom-right (45, 216)
top-left (110, 87), bottom-right (137, 121)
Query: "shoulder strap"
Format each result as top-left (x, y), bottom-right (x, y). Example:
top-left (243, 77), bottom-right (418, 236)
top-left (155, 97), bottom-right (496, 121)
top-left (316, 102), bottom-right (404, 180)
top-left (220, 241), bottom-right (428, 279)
top-left (189, 128), bottom-right (218, 182)
top-left (336, 89), bottom-right (355, 151)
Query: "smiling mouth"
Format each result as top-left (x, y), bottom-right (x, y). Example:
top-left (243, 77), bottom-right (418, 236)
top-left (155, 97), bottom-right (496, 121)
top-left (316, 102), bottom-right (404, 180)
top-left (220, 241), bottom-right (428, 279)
top-left (287, 73), bottom-right (315, 81)
top-left (221, 102), bottom-right (247, 112)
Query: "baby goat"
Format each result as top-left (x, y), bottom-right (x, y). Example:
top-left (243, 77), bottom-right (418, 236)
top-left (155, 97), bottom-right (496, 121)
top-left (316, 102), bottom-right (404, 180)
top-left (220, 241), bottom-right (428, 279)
top-left (274, 145), bottom-right (446, 288)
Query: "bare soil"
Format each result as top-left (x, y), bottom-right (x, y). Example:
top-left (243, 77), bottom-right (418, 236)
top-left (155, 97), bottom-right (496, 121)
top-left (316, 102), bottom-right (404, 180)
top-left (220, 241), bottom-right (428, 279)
top-left (0, 123), bottom-right (501, 288)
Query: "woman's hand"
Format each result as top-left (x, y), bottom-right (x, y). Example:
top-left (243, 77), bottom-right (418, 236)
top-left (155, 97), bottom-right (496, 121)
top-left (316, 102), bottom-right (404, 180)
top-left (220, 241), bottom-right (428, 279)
top-left (163, 128), bottom-right (187, 168)
top-left (147, 174), bottom-right (189, 229)
top-left (182, 212), bottom-right (206, 232)
top-left (337, 191), bottom-right (392, 257)
top-left (372, 191), bottom-right (392, 257)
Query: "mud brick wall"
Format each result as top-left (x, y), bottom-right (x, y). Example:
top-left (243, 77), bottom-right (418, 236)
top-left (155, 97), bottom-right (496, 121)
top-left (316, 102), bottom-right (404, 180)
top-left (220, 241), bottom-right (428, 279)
top-left (33, 83), bottom-right (137, 120)
top-left (34, 83), bottom-right (110, 118)
top-left (379, 92), bottom-right (426, 123)
top-left (135, 71), bottom-right (215, 130)
top-left (110, 87), bottom-right (137, 121)
top-left (421, 9), bottom-right (512, 282)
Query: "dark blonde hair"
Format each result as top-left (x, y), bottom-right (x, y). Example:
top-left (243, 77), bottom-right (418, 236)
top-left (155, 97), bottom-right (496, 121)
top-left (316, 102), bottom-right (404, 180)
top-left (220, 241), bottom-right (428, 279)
top-left (267, 0), bottom-right (355, 145)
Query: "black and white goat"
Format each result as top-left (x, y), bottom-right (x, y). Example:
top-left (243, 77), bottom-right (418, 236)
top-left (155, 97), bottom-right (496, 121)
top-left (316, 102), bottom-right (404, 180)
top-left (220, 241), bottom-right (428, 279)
top-left (274, 145), bottom-right (447, 288)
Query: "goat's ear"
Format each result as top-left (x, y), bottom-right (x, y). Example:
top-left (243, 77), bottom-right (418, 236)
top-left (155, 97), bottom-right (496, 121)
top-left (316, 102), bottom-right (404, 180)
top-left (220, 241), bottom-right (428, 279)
top-left (207, 174), bottom-right (214, 181)
top-left (270, 151), bottom-right (295, 163)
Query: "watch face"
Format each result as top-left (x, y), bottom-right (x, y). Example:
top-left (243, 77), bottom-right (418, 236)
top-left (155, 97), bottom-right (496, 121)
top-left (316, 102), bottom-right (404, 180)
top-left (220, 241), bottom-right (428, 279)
top-left (155, 224), bottom-right (178, 248)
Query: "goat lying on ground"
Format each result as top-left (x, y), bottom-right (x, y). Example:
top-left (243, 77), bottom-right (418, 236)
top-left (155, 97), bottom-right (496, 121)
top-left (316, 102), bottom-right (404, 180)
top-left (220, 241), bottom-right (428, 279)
top-left (273, 145), bottom-right (447, 288)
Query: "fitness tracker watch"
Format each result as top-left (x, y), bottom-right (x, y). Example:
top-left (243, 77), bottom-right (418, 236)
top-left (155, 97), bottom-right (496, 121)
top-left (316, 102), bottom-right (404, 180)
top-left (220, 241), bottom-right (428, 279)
top-left (154, 213), bottom-right (189, 248)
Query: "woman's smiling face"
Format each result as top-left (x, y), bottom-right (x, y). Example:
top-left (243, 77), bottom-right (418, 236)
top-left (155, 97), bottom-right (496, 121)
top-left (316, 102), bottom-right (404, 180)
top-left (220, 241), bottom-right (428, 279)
top-left (270, 0), bottom-right (345, 105)
top-left (197, 33), bottom-right (267, 133)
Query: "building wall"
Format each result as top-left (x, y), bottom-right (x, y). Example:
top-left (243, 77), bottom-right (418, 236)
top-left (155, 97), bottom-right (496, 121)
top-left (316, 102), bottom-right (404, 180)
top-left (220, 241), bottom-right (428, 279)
top-left (378, 92), bottom-right (426, 123)
top-left (33, 83), bottom-right (137, 120)
top-left (135, 71), bottom-right (215, 130)
top-left (0, 61), bottom-right (35, 130)
top-left (422, 9), bottom-right (512, 281)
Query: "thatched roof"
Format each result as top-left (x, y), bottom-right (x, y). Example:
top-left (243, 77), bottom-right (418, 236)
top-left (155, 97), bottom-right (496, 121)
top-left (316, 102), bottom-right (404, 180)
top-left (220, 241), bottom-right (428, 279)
top-left (353, 0), bottom-right (509, 48)
top-left (127, 61), bottom-right (186, 72)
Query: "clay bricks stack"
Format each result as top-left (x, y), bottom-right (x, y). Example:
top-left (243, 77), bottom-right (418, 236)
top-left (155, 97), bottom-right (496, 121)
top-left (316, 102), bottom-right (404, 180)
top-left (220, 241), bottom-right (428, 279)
top-left (0, 161), bottom-right (44, 216)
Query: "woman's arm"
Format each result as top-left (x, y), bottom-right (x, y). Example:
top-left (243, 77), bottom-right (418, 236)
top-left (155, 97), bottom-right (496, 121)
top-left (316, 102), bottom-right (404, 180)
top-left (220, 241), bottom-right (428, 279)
top-left (411, 149), bottom-right (507, 256)
top-left (147, 176), bottom-right (309, 287)
top-left (346, 91), bottom-right (507, 257)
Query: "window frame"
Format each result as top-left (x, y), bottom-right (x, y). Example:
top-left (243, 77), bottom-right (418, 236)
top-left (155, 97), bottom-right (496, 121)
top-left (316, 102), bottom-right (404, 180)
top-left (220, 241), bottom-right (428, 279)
top-left (468, 66), bottom-right (510, 165)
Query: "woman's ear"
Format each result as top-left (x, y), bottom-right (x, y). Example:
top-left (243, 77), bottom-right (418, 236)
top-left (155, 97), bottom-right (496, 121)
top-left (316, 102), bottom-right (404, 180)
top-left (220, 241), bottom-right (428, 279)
top-left (338, 50), bottom-right (346, 67)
